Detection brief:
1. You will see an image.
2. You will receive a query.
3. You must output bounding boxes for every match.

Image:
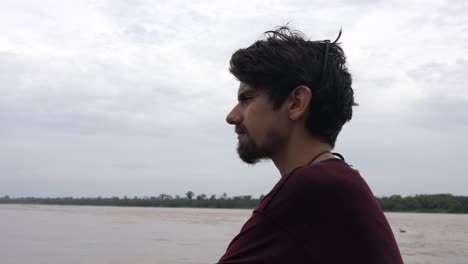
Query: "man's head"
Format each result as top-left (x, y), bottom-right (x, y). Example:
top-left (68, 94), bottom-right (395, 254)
top-left (226, 26), bottom-right (356, 164)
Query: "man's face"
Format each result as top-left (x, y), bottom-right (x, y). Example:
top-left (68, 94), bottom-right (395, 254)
top-left (226, 82), bottom-right (288, 164)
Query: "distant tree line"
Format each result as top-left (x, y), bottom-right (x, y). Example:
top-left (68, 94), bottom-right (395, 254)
top-left (377, 194), bottom-right (468, 213)
top-left (0, 192), bottom-right (263, 209)
top-left (1, 193), bottom-right (467, 214)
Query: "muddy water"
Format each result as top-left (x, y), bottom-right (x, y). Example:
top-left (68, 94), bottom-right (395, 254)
top-left (0, 205), bottom-right (467, 264)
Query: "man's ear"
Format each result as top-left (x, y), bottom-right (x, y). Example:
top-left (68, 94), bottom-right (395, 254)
top-left (287, 85), bottom-right (312, 121)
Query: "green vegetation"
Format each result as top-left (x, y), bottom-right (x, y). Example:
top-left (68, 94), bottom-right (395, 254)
top-left (0, 193), bottom-right (263, 209)
top-left (1, 193), bottom-right (467, 214)
top-left (378, 194), bottom-right (468, 214)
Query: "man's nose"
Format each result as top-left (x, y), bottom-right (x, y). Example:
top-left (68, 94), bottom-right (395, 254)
top-left (226, 105), bottom-right (242, 125)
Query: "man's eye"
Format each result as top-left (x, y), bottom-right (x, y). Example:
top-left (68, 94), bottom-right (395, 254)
top-left (240, 96), bottom-right (253, 102)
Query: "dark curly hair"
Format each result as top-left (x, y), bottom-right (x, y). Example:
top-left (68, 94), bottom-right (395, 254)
top-left (229, 26), bottom-right (357, 148)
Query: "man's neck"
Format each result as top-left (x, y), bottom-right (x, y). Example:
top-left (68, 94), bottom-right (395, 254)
top-left (271, 134), bottom-right (335, 177)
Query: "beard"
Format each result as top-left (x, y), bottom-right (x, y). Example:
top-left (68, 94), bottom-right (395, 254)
top-left (237, 137), bottom-right (270, 164)
top-left (235, 122), bottom-right (284, 165)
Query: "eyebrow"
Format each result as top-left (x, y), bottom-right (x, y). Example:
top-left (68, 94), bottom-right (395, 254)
top-left (237, 89), bottom-right (256, 101)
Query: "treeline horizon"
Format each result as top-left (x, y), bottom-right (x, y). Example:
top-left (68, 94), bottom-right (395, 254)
top-left (1, 193), bottom-right (468, 214)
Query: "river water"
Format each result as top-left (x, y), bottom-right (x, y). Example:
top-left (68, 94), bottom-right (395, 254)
top-left (0, 205), bottom-right (467, 264)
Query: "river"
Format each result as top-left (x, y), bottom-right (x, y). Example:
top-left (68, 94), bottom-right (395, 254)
top-left (0, 205), bottom-right (467, 263)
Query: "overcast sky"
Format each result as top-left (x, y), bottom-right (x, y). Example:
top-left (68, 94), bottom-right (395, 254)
top-left (1, 0), bottom-right (467, 198)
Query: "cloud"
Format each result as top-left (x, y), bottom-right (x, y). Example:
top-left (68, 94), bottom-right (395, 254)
top-left (407, 60), bottom-right (468, 99)
top-left (400, 60), bottom-right (468, 130)
top-left (1, 0), bottom-right (468, 197)
top-left (113, 162), bottom-right (152, 170)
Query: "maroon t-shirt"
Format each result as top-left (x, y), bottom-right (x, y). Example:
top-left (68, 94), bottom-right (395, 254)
top-left (218, 159), bottom-right (403, 264)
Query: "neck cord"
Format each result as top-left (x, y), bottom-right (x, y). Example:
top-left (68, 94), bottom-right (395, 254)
top-left (307, 150), bottom-right (332, 165)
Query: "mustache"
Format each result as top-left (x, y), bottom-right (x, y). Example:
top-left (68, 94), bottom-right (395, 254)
top-left (235, 125), bottom-right (248, 134)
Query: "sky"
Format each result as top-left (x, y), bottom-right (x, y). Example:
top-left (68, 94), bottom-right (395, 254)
top-left (1, 0), bottom-right (467, 198)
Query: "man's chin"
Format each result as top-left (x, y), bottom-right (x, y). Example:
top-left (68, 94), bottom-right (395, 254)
top-left (237, 142), bottom-right (267, 165)
top-left (239, 154), bottom-right (261, 165)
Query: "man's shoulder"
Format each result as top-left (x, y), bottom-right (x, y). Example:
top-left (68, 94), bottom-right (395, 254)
top-left (288, 159), bottom-right (370, 194)
top-left (260, 158), bottom-right (375, 215)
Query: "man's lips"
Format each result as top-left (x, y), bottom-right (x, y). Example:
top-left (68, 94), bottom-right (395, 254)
top-left (235, 126), bottom-right (247, 134)
top-left (235, 126), bottom-right (247, 140)
top-left (236, 132), bottom-right (247, 139)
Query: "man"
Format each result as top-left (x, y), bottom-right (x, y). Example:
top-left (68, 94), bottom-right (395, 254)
top-left (218, 26), bottom-right (403, 264)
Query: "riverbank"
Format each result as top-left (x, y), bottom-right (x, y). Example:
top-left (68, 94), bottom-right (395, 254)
top-left (1, 193), bottom-right (468, 213)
